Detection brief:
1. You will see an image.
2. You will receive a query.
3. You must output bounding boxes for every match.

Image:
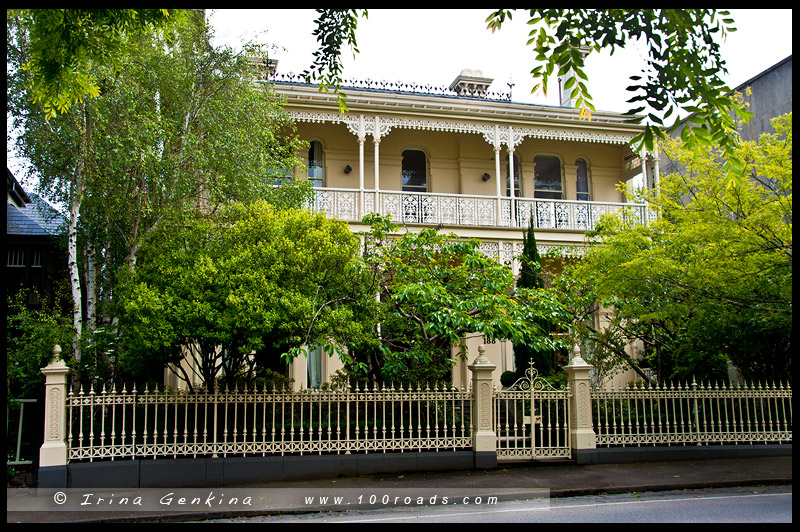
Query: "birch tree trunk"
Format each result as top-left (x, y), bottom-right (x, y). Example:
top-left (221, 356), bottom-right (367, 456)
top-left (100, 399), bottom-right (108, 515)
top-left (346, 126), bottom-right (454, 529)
top-left (68, 101), bottom-right (89, 381)
top-left (68, 172), bottom-right (84, 368)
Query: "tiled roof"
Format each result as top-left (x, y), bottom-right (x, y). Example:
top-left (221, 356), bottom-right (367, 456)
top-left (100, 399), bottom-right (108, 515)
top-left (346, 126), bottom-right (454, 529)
top-left (6, 195), bottom-right (65, 237)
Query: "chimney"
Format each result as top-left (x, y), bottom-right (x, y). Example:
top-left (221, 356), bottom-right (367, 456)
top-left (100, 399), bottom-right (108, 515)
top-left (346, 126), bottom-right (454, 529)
top-left (247, 57), bottom-right (279, 80)
top-left (449, 69), bottom-right (494, 98)
top-left (558, 46), bottom-right (590, 107)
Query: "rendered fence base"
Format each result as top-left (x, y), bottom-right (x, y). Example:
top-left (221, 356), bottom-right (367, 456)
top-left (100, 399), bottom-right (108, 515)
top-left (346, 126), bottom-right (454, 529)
top-left (592, 443), bottom-right (792, 464)
top-left (47, 450), bottom-right (486, 489)
top-left (37, 465), bottom-right (68, 488)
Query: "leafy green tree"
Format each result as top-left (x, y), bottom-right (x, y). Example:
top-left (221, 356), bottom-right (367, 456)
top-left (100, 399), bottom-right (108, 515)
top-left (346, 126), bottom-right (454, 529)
top-left (118, 202), bottom-right (374, 390)
top-left (7, 287), bottom-right (74, 398)
top-left (363, 215), bottom-right (568, 385)
top-left (7, 9), bottom-right (185, 119)
top-left (561, 113), bottom-right (792, 382)
top-left (512, 211), bottom-right (555, 376)
top-left (8, 11), bottom-right (306, 380)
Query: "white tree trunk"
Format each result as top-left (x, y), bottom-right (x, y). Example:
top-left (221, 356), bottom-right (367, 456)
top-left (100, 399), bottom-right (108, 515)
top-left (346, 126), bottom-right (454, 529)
top-left (68, 178), bottom-right (83, 365)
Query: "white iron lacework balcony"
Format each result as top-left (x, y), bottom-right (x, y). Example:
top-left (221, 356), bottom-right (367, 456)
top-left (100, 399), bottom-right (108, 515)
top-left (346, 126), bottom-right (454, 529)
top-left (311, 188), bottom-right (648, 230)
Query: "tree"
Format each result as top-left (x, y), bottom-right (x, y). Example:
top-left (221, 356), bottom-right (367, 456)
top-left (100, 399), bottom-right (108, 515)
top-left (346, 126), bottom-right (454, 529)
top-left (8, 11), bottom-right (306, 382)
top-left (118, 202), bottom-right (374, 391)
top-left (302, 9), bottom-right (368, 113)
top-left (7, 286), bottom-right (74, 398)
top-left (512, 211), bottom-right (555, 376)
top-left (7, 9), bottom-right (185, 119)
top-left (560, 113), bottom-right (792, 382)
top-left (305, 9), bottom-right (752, 177)
top-left (362, 215), bottom-right (568, 384)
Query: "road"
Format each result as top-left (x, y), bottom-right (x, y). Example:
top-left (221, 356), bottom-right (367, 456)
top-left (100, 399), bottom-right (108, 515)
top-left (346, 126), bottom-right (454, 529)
top-left (199, 485), bottom-right (791, 523)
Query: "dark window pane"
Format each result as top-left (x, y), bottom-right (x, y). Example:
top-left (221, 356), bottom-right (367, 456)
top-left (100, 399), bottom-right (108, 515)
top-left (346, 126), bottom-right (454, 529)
top-left (505, 154), bottom-right (521, 197)
top-left (402, 150), bottom-right (427, 192)
top-left (308, 141), bottom-right (323, 182)
top-left (576, 158), bottom-right (590, 201)
top-left (534, 156), bottom-right (562, 199)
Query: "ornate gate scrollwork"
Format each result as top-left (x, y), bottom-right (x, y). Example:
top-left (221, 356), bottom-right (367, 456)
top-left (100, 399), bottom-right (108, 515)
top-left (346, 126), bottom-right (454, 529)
top-left (494, 360), bottom-right (572, 460)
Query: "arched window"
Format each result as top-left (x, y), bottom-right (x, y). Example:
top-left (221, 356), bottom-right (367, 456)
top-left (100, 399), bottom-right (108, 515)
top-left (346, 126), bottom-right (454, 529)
top-left (402, 149), bottom-right (427, 193)
top-left (576, 158), bottom-right (590, 201)
top-left (505, 154), bottom-right (521, 197)
top-left (534, 155), bottom-right (563, 199)
top-left (308, 140), bottom-right (324, 187)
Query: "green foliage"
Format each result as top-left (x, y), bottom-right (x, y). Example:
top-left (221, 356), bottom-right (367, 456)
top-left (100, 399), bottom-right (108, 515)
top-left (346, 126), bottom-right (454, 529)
top-left (118, 202), bottom-right (375, 390)
top-left (6, 287), bottom-right (74, 398)
top-left (500, 370), bottom-right (518, 387)
top-left (363, 216), bottom-right (570, 385)
top-left (303, 9), bottom-right (368, 113)
top-left (560, 113), bottom-right (792, 383)
top-left (8, 10), bottom-right (309, 390)
top-left (8, 9), bottom-right (185, 119)
top-left (485, 9), bottom-right (752, 179)
top-left (513, 211), bottom-right (557, 377)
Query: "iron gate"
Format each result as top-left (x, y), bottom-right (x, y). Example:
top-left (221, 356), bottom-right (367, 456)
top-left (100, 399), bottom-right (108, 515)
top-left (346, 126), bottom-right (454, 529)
top-left (494, 362), bottom-right (571, 460)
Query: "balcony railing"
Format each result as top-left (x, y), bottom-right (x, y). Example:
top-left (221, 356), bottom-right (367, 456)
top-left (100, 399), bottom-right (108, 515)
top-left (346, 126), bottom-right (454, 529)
top-left (312, 188), bottom-right (647, 231)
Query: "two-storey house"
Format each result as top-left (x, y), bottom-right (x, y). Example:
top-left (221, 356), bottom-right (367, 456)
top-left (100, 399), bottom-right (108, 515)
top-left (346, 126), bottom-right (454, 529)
top-left (261, 65), bottom-right (656, 391)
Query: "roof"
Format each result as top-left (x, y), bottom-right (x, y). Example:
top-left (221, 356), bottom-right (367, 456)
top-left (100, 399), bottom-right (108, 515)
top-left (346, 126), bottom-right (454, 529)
top-left (267, 75), bottom-right (645, 132)
top-left (7, 167), bottom-right (31, 207)
top-left (6, 194), bottom-right (65, 237)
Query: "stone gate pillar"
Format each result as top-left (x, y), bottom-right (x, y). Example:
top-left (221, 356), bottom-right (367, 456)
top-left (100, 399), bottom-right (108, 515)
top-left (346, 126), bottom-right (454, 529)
top-left (39, 345), bottom-right (70, 487)
top-left (469, 344), bottom-right (497, 469)
top-left (564, 346), bottom-right (597, 464)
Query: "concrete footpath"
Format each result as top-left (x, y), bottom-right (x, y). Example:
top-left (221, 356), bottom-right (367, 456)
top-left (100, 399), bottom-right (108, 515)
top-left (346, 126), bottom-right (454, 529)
top-left (6, 454), bottom-right (792, 523)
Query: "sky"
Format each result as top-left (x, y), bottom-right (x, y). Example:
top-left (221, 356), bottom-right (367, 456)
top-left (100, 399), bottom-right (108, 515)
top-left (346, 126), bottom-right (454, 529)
top-left (7, 9), bottom-right (793, 185)
top-left (207, 9), bottom-right (793, 114)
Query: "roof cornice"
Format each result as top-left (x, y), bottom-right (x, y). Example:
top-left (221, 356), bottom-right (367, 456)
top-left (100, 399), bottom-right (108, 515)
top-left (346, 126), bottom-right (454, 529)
top-left (271, 82), bottom-right (643, 146)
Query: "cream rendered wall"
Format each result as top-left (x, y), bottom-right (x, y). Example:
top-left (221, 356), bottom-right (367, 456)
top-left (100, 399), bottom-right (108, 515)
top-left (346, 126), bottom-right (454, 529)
top-left (451, 336), bottom-right (512, 390)
top-left (294, 121), bottom-right (630, 202)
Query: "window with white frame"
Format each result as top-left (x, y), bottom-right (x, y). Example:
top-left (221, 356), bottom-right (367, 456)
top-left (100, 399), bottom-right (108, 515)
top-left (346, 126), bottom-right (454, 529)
top-left (505, 153), bottom-right (521, 197)
top-left (401, 149), bottom-right (427, 193)
top-left (8, 248), bottom-right (25, 267)
top-left (576, 158), bottom-right (591, 201)
top-left (534, 155), bottom-right (563, 199)
top-left (308, 140), bottom-right (324, 187)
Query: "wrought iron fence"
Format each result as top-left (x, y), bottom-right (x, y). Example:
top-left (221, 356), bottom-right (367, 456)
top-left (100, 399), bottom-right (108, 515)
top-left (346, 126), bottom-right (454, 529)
top-left (592, 380), bottom-right (792, 447)
top-left (60, 373), bottom-right (792, 463)
top-left (66, 383), bottom-right (472, 462)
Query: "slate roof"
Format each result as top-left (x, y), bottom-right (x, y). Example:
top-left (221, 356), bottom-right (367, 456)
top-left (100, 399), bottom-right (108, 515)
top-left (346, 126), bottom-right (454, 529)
top-left (6, 194), bottom-right (65, 237)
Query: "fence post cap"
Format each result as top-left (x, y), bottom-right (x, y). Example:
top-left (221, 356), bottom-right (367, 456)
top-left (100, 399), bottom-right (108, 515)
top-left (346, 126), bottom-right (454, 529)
top-left (566, 344), bottom-right (589, 367)
top-left (468, 345), bottom-right (496, 372)
top-left (472, 344), bottom-right (492, 365)
top-left (41, 344), bottom-right (69, 373)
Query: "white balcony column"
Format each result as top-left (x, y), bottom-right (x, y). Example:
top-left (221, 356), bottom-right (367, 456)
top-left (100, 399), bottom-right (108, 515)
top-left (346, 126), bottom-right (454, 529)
top-left (652, 152), bottom-right (660, 196)
top-left (494, 125), bottom-right (503, 225)
top-left (373, 115), bottom-right (382, 215)
top-left (507, 125), bottom-right (517, 227)
top-left (358, 115), bottom-right (366, 218)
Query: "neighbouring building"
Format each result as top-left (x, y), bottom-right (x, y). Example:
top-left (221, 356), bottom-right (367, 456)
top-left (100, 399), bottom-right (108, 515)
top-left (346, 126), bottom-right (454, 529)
top-left (660, 54), bottom-right (792, 177)
top-left (6, 168), bottom-right (67, 311)
top-left (256, 65), bottom-right (657, 391)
